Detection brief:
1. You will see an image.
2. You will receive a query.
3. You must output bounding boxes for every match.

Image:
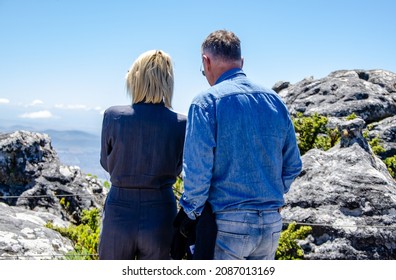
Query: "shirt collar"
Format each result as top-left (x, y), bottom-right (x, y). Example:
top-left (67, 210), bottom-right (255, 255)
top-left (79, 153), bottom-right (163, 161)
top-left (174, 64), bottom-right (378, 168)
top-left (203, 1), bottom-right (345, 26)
top-left (215, 68), bottom-right (246, 85)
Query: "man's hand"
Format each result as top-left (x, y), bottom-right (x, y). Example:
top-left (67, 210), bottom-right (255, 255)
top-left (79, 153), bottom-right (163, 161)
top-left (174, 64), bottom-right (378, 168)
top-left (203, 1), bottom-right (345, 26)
top-left (174, 208), bottom-right (197, 237)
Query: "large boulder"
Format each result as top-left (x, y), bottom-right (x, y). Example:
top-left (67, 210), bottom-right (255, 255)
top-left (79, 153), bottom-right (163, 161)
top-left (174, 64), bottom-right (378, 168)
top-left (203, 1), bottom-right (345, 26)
top-left (282, 118), bottom-right (396, 259)
top-left (0, 130), bottom-right (107, 259)
top-left (0, 202), bottom-right (73, 260)
top-left (0, 130), bottom-right (106, 223)
top-left (276, 69), bottom-right (396, 123)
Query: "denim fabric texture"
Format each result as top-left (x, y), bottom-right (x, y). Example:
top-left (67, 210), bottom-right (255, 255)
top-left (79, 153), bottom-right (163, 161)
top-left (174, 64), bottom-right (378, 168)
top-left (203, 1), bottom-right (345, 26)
top-left (180, 68), bottom-right (302, 219)
top-left (214, 210), bottom-right (282, 260)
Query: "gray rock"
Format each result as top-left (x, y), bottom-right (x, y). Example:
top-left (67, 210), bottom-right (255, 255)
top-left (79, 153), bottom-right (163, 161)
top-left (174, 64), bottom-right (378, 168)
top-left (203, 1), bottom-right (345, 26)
top-left (0, 130), bottom-right (108, 259)
top-left (0, 130), bottom-right (106, 224)
top-left (278, 69), bottom-right (396, 123)
top-left (0, 202), bottom-right (73, 260)
top-left (366, 116), bottom-right (396, 159)
top-left (283, 119), bottom-right (396, 259)
top-left (272, 81), bottom-right (291, 93)
top-left (338, 118), bottom-right (371, 152)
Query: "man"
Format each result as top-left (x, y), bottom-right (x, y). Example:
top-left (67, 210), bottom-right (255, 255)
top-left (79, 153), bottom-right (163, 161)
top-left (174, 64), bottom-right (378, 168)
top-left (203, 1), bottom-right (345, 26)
top-left (179, 30), bottom-right (302, 260)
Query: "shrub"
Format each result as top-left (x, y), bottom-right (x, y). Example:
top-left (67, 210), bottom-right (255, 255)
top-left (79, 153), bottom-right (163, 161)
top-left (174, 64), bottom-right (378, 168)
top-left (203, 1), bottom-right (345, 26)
top-left (345, 112), bottom-right (358, 120)
top-left (362, 124), bottom-right (386, 156)
top-left (368, 136), bottom-right (386, 155)
top-left (292, 113), bottom-right (340, 155)
top-left (103, 180), bottom-right (111, 188)
top-left (275, 222), bottom-right (312, 260)
top-left (384, 155), bottom-right (396, 179)
top-left (46, 208), bottom-right (101, 260)
top-left (173, 176), bottom-right (184, 201)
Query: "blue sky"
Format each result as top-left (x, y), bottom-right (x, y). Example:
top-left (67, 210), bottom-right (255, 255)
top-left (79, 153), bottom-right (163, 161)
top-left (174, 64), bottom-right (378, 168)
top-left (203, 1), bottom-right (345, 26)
top-left (1, 0), bottom-right (395, 134)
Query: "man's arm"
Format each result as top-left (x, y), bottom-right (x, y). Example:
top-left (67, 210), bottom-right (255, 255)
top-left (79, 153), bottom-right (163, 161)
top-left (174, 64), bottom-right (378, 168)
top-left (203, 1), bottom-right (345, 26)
top-left (180, 103), bottom-right (216, 220)
top-left (282, 119), bottom-right (303, 193)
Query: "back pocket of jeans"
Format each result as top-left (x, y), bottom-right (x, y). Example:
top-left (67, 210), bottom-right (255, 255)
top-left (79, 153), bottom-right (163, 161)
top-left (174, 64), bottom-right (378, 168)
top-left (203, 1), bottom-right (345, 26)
top-left (216, 229), bottom-right (249, 259)
top-left (271, 230), bottom-right (281, 253)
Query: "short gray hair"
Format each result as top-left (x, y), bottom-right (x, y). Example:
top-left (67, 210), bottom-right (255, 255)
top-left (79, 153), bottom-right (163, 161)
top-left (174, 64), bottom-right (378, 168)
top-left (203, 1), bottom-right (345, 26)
top-left (201, 30), bottom-right (241, 61)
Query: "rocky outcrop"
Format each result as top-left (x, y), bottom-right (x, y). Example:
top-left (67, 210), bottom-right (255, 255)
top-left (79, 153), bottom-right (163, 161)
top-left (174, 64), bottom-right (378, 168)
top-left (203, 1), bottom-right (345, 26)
top-left (0, 131), bottom-right (106, 223)
top-left (0, 202), bottom-right (73, 260)
top-left (275, 69), bottom-right (396, 162)
top-left (283, 118), bottom-right (396, 259)
top-left (278, 70), bottom-right (396, 260)
top-left (0, 130), bottom-right (107, 259)
top-left (276, 69), bottom-right (396, 123)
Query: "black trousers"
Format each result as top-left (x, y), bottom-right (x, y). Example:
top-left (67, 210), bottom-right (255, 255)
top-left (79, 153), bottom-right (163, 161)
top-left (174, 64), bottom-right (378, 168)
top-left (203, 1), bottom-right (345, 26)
top-left (98, 186), bottom-right (177, 260)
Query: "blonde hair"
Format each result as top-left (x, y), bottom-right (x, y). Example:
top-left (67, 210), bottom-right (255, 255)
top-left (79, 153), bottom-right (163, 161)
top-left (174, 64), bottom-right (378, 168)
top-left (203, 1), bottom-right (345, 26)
top-left (126, 50), bottom-right (174, 108)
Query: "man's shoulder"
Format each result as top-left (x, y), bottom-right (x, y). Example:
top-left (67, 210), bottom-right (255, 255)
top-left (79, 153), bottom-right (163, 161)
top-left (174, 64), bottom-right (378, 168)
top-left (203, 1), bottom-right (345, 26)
top-left (245, 80), bottom-right (286, 104)
top-left (190, 77), bottom-right (282, 109)
top-left (240, 78), bottom-right (277, 96)
top-left (192, 79), bottom-right (243, 104)
top-left (191, 90), bottom-right (218, 109)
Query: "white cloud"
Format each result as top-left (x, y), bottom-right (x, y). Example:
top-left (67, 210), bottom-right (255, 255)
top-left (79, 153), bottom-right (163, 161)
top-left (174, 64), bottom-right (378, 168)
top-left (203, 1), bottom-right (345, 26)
top-left (27, 99), bottom-right (44, 107)
top-left (0, 98), bottom-right (10, 104)
top-left (19, 110), bottom-right (53, 119)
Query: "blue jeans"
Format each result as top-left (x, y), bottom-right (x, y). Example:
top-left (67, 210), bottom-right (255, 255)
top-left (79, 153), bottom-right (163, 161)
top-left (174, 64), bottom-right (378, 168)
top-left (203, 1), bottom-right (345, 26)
top-left (214, 210), bottom-right (282, 260)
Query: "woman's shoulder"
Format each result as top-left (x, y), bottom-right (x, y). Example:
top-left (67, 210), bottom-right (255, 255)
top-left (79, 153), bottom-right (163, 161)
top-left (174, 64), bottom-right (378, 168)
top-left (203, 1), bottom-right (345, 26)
top-left (104, 105), bottom-right (132, 116)
top-left (169, 109), bottom-right (187, 123)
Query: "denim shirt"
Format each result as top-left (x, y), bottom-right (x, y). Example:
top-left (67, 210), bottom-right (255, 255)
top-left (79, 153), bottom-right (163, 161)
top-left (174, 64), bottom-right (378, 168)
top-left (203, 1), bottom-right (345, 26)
top-left (180, 68), bottom-right (302, 219)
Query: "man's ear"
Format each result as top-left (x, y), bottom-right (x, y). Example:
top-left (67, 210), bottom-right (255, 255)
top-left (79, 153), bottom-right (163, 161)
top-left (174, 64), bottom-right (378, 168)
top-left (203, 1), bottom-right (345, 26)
top-left (203, 54), bottom-right (210, 70)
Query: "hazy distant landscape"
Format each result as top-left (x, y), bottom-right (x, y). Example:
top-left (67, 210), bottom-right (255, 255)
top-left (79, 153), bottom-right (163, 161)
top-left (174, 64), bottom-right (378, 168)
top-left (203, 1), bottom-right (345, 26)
top-left (44, 129), bottom-right (107, 180)
top-left (0, 124), bottom-right (107, 180)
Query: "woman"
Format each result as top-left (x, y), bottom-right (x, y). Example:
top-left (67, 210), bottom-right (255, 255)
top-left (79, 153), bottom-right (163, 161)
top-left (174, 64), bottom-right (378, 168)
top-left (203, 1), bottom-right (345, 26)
top-left (98, 50), bottom-right (186, 260)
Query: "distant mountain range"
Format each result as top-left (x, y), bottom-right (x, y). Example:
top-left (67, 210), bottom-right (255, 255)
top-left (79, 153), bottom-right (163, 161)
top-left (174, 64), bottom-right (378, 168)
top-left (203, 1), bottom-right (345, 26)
top-left (0, 124), bottom-right (107, 180)
top-left (43, 129), bottom-right (107, 180)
